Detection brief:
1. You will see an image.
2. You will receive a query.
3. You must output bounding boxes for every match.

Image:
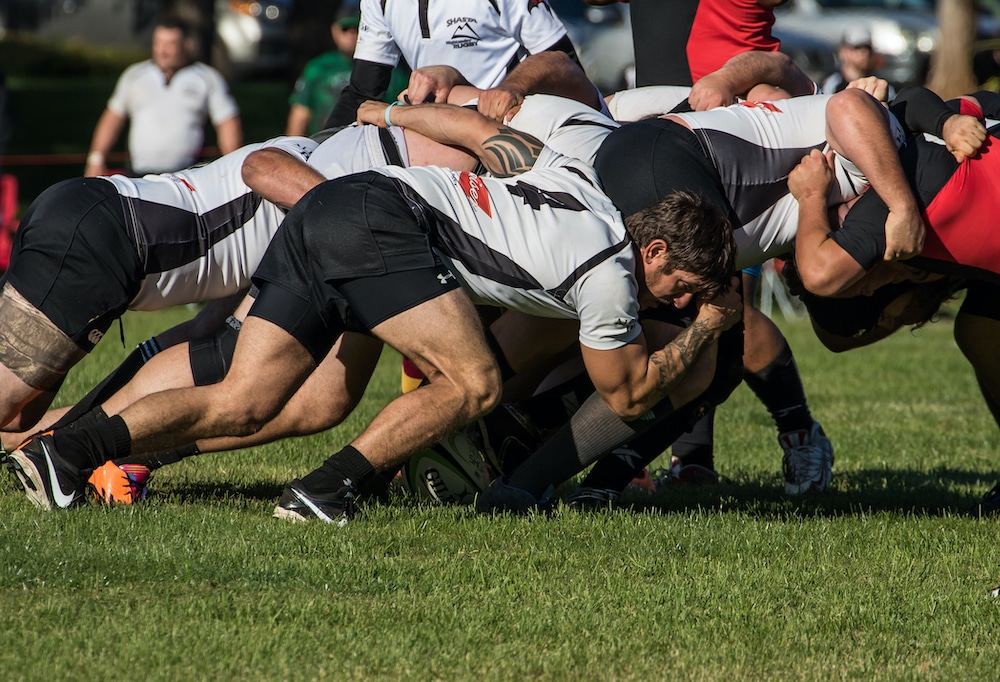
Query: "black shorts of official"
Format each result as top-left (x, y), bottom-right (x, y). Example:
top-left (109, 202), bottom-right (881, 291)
top-left (961, 280), bottom-right (1000, 322)
top-left (594, 117), bottom-right (740, 227)
top-left (250, 172), bottom-right (461, 362)
top-left (2, 178), bottom-right (142, 351)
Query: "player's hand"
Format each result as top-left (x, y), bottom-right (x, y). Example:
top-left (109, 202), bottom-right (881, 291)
top-left (356, 100), bottom-right (394, 127)
top-left (404, 65), bottom-right (465, 104)
top-left (688, 73), bottom-right (737, 111)
top-left (883, 208), bottom-right (925, 261)
top-left (477, 86), bottom-right (525, 121)
top-left (696, 279), bottom-right (743, 332)
top-left (941, 113), bottom-right (987, 162)
top-left (846, 76), bottom-right (890, 102)
top-left (788, 149), bottom-right (835, 203)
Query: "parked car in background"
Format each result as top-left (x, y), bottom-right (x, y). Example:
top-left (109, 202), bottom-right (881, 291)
top-left (547, 0), bottom-right (836, 94)
top-left (774, 0), bottom-right (1000, 87)
top-left (548, 0), bottom-right (633, 93)
top-left (214, 0), bottom-right (293, 75)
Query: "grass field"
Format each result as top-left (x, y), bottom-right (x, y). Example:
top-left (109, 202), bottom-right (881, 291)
top-left (0, 302), bottom-right (997, 680)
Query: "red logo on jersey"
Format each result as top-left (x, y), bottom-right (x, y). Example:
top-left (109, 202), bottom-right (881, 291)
top-left (459, 172), bottom-right (492, 217)
top-left (527, 0), bottom-right (551, 13)
top-left (738, 101), bottom-right (783, 113)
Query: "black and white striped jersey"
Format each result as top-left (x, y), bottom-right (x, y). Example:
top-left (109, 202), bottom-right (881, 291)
top-left (102, 136), bottom-right (317, 311)
top-left (504, 94), bottom-right (620, 166)
top-left (671, 94), bottom-right (905, 269)
top-left (374, 152), bottom-right (641, 351)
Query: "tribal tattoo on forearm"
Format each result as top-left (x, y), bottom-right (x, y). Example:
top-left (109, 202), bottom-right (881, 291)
top-left (481, 128), bottom-right (544, 178)
top-left (648, 317), bottom-right (720, 396)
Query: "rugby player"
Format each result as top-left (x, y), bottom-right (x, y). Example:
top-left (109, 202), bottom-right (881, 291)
top-left (0, 136), bottom-right (316, 434)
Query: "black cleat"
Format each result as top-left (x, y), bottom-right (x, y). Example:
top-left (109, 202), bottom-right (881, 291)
top-left (273, 479), bottom-right (357, 525)
top-left (970, 481), bottom-right (1000, 517)
top-left (475, 476), bottom-right (551, 516)
top-left (7, 435), bottom-right (87, 510)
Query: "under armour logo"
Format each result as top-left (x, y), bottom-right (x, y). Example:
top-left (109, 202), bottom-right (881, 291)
top-left (438, 271), bottom-right (456, 285)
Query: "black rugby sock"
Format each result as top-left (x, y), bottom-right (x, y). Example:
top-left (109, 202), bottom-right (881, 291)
top-left (743, 342), bottom-right (813, 434)
top-left (50, 337), bottom-right (162, 431)
top-left (515, 373), bottom-right (596, 430)
top-left (507, 392), bottom-right (675, 498)
top-left (668, 408), bottom-right (715, 470)
top-left (115, 443), bottom-right (201, 471)
top-left (300, 445), bottom-right (376, 493)
top-left (51, 415), bottom-right (132, 471)
top-left (578, 403), bottom-right (702, 493)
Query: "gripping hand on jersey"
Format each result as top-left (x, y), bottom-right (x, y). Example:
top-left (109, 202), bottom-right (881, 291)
top-left (941, 113), bottom-right (987, 162)
top-left (403, 66), bottom-right (469, 105)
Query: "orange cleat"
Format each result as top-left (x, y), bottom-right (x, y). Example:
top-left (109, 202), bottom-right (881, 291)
top-left (89, 462), bottom-right (151, 505)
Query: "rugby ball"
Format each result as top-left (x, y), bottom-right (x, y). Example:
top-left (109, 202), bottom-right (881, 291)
top-left (399, 430), bottom-right (494, 505)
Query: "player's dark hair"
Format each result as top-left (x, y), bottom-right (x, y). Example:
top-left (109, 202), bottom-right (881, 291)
top-left (624, 190), bottom-right (736, 300)
top-left (157, 16), bottom-right (192, 38)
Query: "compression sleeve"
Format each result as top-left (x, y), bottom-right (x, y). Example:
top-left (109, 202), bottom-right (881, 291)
top-left (540, 34), bottom-right (581, 67)
top-left (971, 90), bottom-right (1000, 119)
top-left (889, 86), bottom-right (959, 139)
top-left (830, 187), bottom-right (889, 270)
top-left (325, 60), bottom-right (395, 127)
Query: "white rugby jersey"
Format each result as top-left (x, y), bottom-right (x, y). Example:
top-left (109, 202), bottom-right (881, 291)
top-left (356, 0), bottom-right (567, 89)
top-left (605, 85), bottom-right (693, 123)
top-left (505, 94), bottom-right (619, 165)
top-left (374, 152), bottom-right (641, 351)
top-left (671, 95), bottom-right (906, 269)
top-left (103, 136), bottom-right (317, 311)
top-left (308, 125), bottom-right (408, 179)
top-left (107, 60), bottom-right (239, 174)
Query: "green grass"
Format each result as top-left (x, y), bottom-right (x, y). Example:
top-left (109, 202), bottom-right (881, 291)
top-left (0, 304), bottom-right (998, 680)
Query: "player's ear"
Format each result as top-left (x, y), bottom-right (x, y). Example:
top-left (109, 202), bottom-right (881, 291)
top-left (642, 239), bottom-right (668, 266)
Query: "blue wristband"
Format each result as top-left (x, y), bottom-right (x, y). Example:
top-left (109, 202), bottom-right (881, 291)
top-left (385, 101), bottom-right (403, 127)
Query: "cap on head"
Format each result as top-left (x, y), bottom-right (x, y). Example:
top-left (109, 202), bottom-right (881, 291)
top-left (842, 25), bottom-right (873, 49)
top-left (335, 4), bottom-right (361, 30)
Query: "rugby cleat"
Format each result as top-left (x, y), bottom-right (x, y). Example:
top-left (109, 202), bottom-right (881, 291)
top-left (475, 476), bottom-right (552, 516)
top-left (651, 456), bottom-right (721, 488)
top-left (6, 434), bottom-right (87, 510)
top-left (273, 479), bottom-right (357, 525)
top-left (89, 461), bottom-right (151, 505)
top-left (969, 481), bottom-right (1000, 517)
top-left (780, 421), bottom-right (834, 495)
top-left (565, 485), bottom-right (619, 511)
top-left (476, 403), bottom-right (543, 476)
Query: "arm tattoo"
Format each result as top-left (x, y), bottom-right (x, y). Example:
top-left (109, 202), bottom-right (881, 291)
top-left (649, 318), bottom-right (718, 394)
top-left (481, 128), bottom-right (544, 178)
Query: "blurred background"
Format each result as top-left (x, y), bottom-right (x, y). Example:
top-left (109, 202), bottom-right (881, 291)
top-left (0, 0), bottom-right (998, 218)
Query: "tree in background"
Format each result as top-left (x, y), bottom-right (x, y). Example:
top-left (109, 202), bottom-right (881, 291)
top-left (927, 0), bottom-right (977, 98)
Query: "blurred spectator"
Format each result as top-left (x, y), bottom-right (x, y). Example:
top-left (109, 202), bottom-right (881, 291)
top-left (84, 17), bottom-right (242, 177)
top-left (974, 43), bottom-right (1000, 91)
top-left (822, 26), bottom-right (895, 97)
top-left (325, 0), bottom-right (577, 126)
top-left (286, 5), bottom-right (408, 136)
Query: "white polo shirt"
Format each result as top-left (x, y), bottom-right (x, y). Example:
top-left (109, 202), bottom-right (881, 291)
top-left (356, 0), bottom-right (567, 88)
top-left (107, 60), bottom-right (240, 174)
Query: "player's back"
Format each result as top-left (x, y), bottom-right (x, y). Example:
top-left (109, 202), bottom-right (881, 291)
top-left (103, 137), bottom-right (316, 310)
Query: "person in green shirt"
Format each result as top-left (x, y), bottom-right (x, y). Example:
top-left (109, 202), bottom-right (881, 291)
top-left (286, 6), bottom-right (407, 136)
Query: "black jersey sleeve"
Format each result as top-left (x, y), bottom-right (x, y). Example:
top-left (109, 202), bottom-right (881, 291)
top-left (538, 34), bottom-right (581, 67)
top-left (889, 86), bottom-right (957, 139)
top-left (325, 59), bottom-right (395, 128)
top-left (971, 90), bottom-right (1000, 120)
top-left (830, 189), bottom-right (889, 271)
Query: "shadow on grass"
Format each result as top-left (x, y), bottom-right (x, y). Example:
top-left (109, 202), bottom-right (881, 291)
top-left (159, 480), bottom-right (285, 504)
top-left (611, 466), bottom-right (999, 519)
